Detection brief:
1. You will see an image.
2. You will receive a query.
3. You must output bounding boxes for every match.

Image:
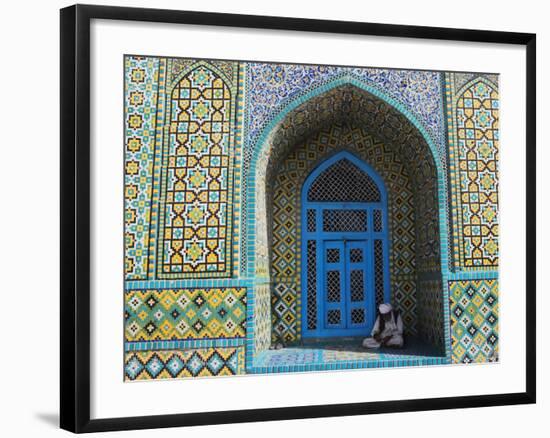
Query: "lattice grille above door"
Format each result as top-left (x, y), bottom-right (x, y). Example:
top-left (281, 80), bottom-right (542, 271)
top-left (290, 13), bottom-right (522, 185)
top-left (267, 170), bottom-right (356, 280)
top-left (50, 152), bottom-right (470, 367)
top-left (307, 158), bottom-right (381, 202)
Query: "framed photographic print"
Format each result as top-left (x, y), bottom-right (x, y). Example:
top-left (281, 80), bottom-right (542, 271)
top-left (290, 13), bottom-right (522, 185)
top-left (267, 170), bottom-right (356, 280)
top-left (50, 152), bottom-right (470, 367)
top-left (60, 4), bottom-right (536, 433)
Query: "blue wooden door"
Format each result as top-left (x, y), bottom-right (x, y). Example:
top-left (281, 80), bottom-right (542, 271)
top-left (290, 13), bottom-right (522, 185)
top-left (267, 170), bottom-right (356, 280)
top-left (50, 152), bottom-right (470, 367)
top-left (322, 240), bottom-right (373, 334)
top-left (301, 151), bottom-right (390, 339)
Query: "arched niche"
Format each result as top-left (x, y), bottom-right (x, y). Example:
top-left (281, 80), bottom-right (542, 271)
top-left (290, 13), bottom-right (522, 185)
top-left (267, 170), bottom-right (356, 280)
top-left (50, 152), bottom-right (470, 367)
top-left (248, 81), bottom-right (449, 359)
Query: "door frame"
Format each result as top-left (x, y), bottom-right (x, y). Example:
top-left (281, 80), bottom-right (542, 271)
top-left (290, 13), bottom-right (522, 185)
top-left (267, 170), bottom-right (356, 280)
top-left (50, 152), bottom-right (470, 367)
top-left (300, 151), bottom-right (391, 339)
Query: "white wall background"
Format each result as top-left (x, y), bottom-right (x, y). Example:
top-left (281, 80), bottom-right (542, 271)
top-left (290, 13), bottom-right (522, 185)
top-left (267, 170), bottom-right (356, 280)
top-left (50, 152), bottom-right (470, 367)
top-left (0, 0), bottom-right (546, 436)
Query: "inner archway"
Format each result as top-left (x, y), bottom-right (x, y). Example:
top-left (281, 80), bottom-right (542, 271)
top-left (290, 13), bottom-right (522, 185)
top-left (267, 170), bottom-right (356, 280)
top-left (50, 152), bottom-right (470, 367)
top-left (249, 81), bottom-right (449, 368)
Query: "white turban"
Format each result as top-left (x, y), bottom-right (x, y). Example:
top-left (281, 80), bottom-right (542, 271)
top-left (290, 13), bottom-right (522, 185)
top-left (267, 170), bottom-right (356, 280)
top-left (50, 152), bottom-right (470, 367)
top-left (379, 303), bottom-right (393, 314)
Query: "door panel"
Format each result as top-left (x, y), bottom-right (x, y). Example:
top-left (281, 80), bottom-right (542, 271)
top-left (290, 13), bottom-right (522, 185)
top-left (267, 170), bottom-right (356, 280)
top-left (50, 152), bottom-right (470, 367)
top-left (346, 240), bottom-right (371, 329)
top-left (321, 240), bottom-right (373, 334)
top-left (323, 241), bottom-right (346, 329)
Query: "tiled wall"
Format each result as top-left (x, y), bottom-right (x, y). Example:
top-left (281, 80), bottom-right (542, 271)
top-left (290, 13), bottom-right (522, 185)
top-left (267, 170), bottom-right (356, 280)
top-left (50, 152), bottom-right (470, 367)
top-left (123, 56), bottom-right (249, 380)
top-left (449, 279), bottom-right (499, 363)
top-left (445, 73), bottom-right (500, 362)
top-left (123, 56), bottom-right (499, 379)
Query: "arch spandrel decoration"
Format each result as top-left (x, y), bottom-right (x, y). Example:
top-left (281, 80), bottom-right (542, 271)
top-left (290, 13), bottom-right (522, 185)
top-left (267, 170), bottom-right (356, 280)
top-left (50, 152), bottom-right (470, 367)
top-left (248, 80), bottom-right (451, 356)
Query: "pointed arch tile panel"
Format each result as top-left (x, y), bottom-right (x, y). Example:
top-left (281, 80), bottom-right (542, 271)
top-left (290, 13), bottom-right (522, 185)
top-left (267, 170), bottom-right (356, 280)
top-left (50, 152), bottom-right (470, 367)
top-left (155, 61), bottom-right (243, 279)
top-left (445, 74), bottom-right (499, 269)
top-left (123, 57), bottom-right (245, 281)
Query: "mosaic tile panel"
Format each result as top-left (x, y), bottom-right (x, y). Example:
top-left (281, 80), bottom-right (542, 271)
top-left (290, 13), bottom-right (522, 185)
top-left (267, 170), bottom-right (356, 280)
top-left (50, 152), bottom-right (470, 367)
top-left (450, 279), bottom-right (499, 363)
top-left (452, 73), bottom-right (499, 96)
top-left (253, 283), bottom-right (272, 354)
top-left (411, 168), bottom-right (441, 274)
top-left (125, 287), bottom-right (246, 342)
top-left (125, 347), bottom-right (245, 380)
top-left (245, 64), bottom-right (444, 156)
top-left (405, 120), bottom-right (443, 349)
top-left (120, 55), bottom-right (498, 378)
top-left (417, 276), bottom-right (445, 349)
top-left (157, 62), bottom-right (240, 278)
top-left (446, 74), bottom-right (499, 269)
top-left (124, 56), bottom-right (160, 280)
top-left (245, 80), bottom-right (448, 362)
top-left (271, 124), bottom-right (418, 342)
top-left (170, 59), bottom-right (238, 89)
top-left (271, 282), bottom-right (299, 342)
top-left (240, 66), bottom-right (446, 275)
top-left (254, 84), bottom-right (443, 288)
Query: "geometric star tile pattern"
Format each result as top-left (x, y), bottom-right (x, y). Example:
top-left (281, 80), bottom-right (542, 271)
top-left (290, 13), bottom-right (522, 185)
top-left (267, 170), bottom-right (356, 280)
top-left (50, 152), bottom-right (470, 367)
top-left (254, 283), bottom-right (272, 354)
top-left (449, 279), bottom-right (499, 363)
top-left (417, 278), bottom-right (446, 350)
top-left (122, 58), bottom-right (246, 382)
top-left (157, 63), bottom-right (239, 278)
top-left (446, 74), bottom-right (499, 268)
top-left (124, 347), bottom-right (245, 380)
top-left (125, 288), bottom-right (246, 342)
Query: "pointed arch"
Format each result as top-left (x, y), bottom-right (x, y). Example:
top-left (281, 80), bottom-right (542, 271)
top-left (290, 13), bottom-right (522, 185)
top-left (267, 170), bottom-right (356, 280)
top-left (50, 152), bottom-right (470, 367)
top-left (302, 150), bottom-right (387, 204)
top-left (446, 75), bottom-right (499, 269)
top-left (155, 61), bottom-right (239, 279)
top-left (168, 59), bottom-right (235, 94)
top-left (245, 80), bottom-right (451, 363)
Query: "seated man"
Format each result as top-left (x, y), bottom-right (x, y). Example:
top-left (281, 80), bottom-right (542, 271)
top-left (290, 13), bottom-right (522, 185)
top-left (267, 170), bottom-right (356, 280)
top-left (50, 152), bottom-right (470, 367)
top-left (362, 303), bottom-right (404, 349)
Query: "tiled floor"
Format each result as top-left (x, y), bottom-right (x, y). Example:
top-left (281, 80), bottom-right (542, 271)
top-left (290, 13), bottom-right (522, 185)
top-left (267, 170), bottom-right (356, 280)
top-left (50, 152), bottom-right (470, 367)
top-left (250, 337), bottom-right (447, 373)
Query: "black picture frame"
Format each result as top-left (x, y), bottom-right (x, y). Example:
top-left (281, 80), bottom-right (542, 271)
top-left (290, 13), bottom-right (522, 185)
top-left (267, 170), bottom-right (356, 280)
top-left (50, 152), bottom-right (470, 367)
top-left (60, 4), bottom-right (536, 433)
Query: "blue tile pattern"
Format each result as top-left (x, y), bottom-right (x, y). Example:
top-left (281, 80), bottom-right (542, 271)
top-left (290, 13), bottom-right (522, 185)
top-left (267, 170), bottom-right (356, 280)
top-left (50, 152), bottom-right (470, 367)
top-left (122, 56), bottom-right (500, 380)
